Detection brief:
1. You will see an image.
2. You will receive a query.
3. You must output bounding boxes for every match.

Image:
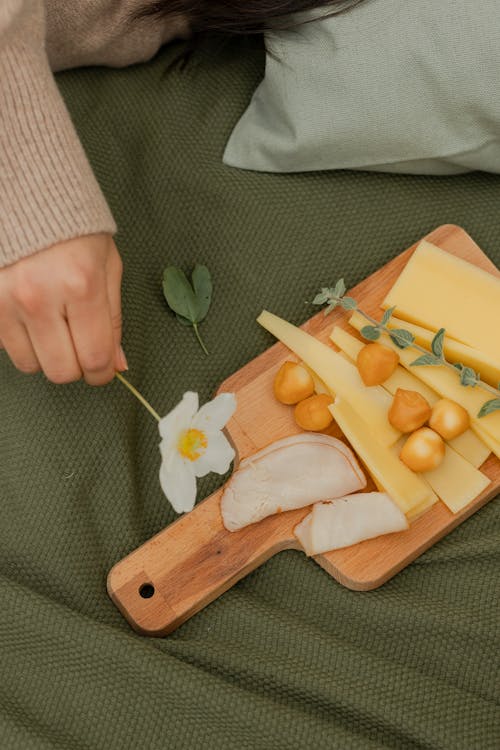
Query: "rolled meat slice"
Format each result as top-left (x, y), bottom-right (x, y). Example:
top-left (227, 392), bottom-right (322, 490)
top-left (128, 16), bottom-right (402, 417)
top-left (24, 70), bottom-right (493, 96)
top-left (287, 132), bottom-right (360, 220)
top-left (221, 433), bottom-right (366, 532)
top-left (294, 492), bottom-right (409, 555)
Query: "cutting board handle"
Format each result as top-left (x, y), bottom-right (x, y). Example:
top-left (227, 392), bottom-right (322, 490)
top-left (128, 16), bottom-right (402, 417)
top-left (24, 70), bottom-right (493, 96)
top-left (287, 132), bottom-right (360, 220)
top-left (107, 486), bottom-right (297, 636)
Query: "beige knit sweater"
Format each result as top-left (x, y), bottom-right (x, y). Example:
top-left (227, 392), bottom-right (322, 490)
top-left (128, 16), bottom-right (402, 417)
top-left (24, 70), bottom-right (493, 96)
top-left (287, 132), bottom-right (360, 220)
top-left (0, 1), bottom-right (188, 267)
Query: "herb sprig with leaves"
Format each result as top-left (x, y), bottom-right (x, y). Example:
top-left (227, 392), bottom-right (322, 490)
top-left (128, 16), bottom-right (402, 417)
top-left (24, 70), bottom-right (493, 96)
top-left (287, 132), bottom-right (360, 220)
top-left (163, 265), bottom-right (212, 355)
top-left (312, 280), bottom-right (500, 417)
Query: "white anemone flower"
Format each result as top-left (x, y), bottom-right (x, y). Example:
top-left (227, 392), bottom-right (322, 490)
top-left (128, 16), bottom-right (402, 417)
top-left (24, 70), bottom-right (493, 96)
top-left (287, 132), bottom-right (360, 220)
top-left (158, 391), bottom-right (237, 513)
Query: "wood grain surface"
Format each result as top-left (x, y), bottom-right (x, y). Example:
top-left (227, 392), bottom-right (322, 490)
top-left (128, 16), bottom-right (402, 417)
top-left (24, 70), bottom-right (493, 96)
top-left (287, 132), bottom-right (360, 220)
top-left (108, 225), bottom-right (500, 636)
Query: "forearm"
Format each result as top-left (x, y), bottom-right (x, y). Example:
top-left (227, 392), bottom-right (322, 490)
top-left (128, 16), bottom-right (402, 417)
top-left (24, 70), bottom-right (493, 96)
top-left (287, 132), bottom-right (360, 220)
top-left (0, 0), bottom-right (187, 267)
top-left (0, 0), bottom-right (115, 267)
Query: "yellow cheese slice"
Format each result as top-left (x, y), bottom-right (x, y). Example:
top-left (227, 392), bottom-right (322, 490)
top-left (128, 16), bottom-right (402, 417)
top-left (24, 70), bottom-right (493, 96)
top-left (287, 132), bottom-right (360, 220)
top-left (332, 325), bottom-right (490, 468)
top-left (330, 326), bottom-right (364, 361)
top-left (406, 494), bottom-right (438, 522)
top-left (349, 311), bottom-right (500, 457)
top-left (330, 399), bottom-right (436, 515)
top-left (393, 437), bottom-right (490, 514)
top-left (258, 311), bottom-right (400, 446)
top-left (382, 240), bottom-right (500, 363)
top-left (383, 368), bottom-right (439, 406)
top-left (446, 430), bottom-right (490, 469)
top-left (300, 362), bottom-right (332, 396)
top-left (331, 326), bottom-right (440, 404)
top-left (331, 326), bottom-right (437, 404)
top-left (387, 316), bottom-right (500, 388)
top-left (422, 445), bottom-right (491, 514)
top-left (472, 425), bottom-right (500, 460)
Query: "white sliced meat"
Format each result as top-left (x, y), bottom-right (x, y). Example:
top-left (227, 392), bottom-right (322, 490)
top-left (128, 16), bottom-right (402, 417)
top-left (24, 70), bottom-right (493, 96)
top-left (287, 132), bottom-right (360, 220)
top-left (239, 433), bottom-right (365, 484)
top-left (294, 513), bottom-right (313, 553)
top-left (294, 492), bottom-right (409, 556)
top-left (221, 434), bottom-right (366, 532)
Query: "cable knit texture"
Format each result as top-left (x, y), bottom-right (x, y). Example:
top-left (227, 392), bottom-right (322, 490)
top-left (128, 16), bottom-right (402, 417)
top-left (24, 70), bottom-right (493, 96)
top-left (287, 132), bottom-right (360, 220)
top-left (0, 1), bottom-right (187, 267)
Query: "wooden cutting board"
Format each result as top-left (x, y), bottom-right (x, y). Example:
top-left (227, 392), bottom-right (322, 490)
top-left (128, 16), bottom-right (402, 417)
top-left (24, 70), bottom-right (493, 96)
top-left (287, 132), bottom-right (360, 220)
top-left (108, 225), bottom-right (500, 636)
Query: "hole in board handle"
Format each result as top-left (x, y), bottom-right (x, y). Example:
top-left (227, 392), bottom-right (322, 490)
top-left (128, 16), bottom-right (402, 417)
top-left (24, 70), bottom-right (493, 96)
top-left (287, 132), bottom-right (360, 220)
top-left (139, 583), bottom-right (155, 599)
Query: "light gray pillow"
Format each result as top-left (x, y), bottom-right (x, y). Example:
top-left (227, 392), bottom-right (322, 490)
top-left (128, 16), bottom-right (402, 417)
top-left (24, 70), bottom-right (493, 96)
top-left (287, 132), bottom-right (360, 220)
top-left (223, 0), bottom-right (500, 175)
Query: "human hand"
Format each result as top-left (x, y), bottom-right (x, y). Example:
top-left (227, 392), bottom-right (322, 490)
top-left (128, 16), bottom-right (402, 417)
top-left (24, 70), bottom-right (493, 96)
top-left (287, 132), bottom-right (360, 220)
top-left (0, 233), bottom-right (127, 385)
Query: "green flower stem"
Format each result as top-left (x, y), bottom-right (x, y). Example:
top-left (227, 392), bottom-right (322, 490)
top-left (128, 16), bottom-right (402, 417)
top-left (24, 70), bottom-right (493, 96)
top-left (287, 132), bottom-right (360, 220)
top-left (193, 323), bottom-right (209, 356)
top-left (115, 372), bottom-right (161, 422)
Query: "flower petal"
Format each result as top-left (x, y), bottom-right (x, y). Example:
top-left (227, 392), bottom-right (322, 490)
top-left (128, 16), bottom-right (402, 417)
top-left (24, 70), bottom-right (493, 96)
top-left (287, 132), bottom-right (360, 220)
top-left (191, 392), bottom-right (236, 433)
top-left (159, 451), bottom-right (197, 514)
top-left (158, 391), bottom-right (199, 443)
top-left (192, 431), bottom-right (235, 478)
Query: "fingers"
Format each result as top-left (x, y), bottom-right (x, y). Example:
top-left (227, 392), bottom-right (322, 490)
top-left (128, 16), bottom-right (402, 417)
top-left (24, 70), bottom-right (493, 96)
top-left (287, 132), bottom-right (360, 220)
top-left (106, 245), bottom-right (127, 371)
top-left (0, 317), bottom-right (40, 374)
top-left (0, 284), bottom-right (81, 383)
top-left (27, 313), bottom-right (82, 384)
top-left (2, 282), bottom-right (116, 386)
top-left (65, 270), bottom-right (116, 386)
top-left (0, 234), bottom-right (125, 386)
top-left (1, 273), bottom-right (83, 384)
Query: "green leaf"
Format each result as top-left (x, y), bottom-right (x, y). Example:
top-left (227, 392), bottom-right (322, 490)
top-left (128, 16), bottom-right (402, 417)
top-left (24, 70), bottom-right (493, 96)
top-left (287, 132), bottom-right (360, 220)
top-left (324, 302), bottom-right (338, 316)
top-left (163, 267), bottom-right (198, 324)
top-left (191, 264), bottom-right (212, 322)
top-left (381, 306), bottom-right (396, 326)
top-left (340, 297), bottom-right (357, 310)
top-left (460, 366), bottom-right (478, 387)
top-left (193, 323), bottom-right (209, 356)
top-left (312, 290), bottom-right (330, 305)
top-left (163, 264), bottom-right (212, 354)
top-left (175, 314), bottom-right (193, 327)
top-left (389, 329), bottom-right (415, 349)
top-left (431, 328), bottom-right (446, 358)
top-left (410, 354), bottom-right (442, 367)
top-left (453, 362), bottom-right (464, 371)
top-left (478, 398), bottom-right (500, 417)
top-left (334, 279), bottom-right (346, 299)
top-left (360, 325), bottom-right (380, 341)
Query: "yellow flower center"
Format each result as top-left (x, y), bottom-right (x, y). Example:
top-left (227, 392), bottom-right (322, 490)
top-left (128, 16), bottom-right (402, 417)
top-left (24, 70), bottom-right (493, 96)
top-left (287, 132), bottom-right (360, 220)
top-left (178, 428), bottom-right (208, 462)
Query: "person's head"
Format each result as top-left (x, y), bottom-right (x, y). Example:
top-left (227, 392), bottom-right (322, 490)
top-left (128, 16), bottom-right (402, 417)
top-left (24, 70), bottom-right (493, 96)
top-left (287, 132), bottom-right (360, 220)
top-left (138, 0), bottom-right (365, 36)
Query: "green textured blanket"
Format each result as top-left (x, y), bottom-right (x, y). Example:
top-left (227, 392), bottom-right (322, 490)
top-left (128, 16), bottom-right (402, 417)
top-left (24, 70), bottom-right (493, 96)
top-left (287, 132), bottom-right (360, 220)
top-left (1, 38), bottom-right (499, 750)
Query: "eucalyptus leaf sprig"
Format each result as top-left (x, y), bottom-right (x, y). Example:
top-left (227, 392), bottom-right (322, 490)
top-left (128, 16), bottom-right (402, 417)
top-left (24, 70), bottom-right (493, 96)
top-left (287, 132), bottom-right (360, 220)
top-left (312, 280), bottom-right (500, 417)
top-left (163, 265), bottom-right (212, 355)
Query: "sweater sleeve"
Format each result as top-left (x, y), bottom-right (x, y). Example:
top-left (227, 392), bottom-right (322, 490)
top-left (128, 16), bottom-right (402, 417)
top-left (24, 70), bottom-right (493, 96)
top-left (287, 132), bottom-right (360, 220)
top-left (0, 0), bottom-right (116, 268)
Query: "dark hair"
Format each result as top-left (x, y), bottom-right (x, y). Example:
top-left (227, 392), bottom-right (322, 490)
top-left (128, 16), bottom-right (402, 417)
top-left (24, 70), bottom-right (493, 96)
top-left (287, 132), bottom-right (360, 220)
top-left (137, 0), bottom-right (366, 36)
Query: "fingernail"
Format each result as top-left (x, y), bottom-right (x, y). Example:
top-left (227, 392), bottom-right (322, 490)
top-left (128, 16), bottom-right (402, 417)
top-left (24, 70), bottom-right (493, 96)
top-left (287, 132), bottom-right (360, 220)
top-left (117, 345), bottom-right (129, 371)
